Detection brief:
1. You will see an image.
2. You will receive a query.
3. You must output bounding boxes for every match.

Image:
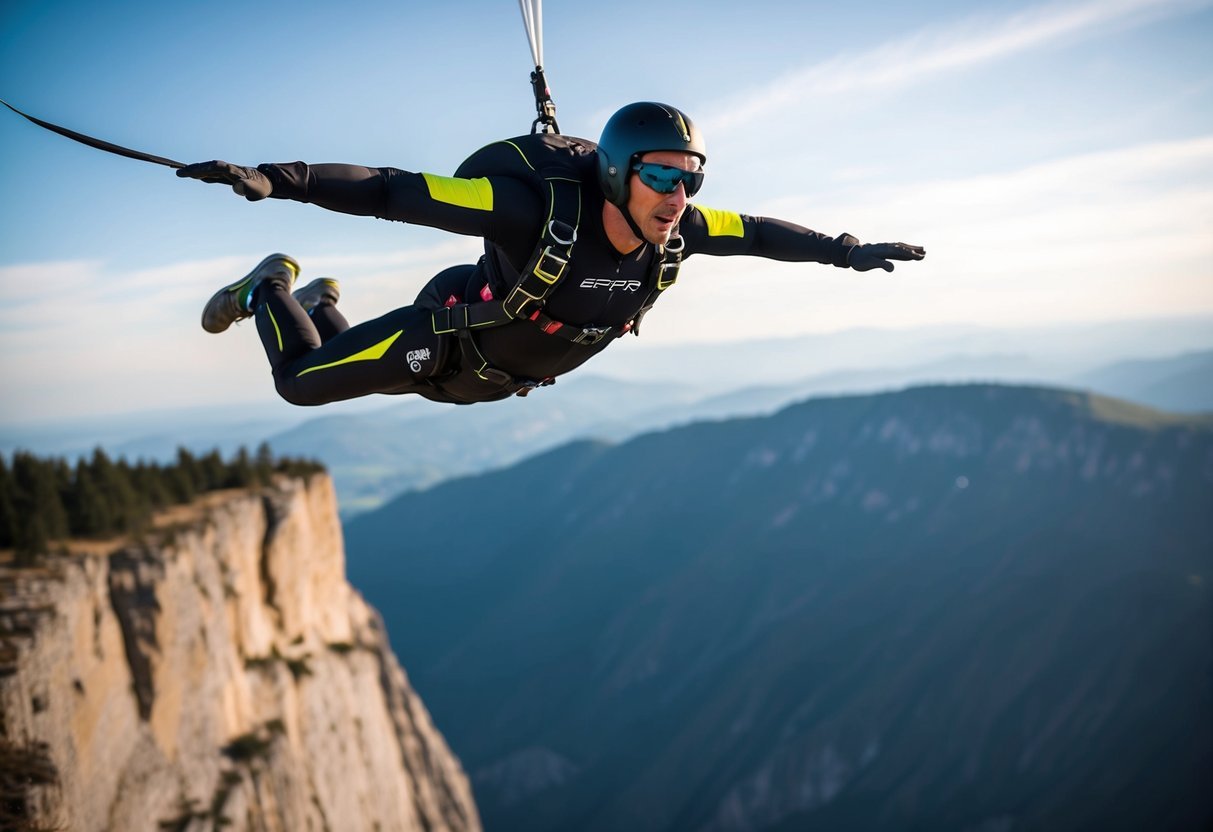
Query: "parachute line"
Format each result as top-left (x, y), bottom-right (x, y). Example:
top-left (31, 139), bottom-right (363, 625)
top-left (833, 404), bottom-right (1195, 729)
top-left (518, 0), bottom-right (543, 66)
top-left (517, 0), bottom-right (558, 134)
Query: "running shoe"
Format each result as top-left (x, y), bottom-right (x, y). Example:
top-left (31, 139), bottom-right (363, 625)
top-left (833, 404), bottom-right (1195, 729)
top-left (201, 253), bottom-right (300, 333)
top-left (292, 277), bottom-right (341, 313)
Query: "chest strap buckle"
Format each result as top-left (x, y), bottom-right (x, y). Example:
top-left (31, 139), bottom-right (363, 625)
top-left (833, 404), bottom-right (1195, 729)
top-left (572, 326), bottom-right (612, 345)
top-left (533, 247), bottom-right (570, 285)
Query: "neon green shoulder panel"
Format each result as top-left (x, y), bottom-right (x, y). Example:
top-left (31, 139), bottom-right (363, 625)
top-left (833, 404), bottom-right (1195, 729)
top-left (693, 204), bottom-right (744, 238)
top-left (422, 173), bottom-right (494, 211)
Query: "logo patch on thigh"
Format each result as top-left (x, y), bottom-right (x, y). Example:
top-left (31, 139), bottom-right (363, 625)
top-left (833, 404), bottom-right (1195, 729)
top-left (407, 348), bottom-right (432, 374)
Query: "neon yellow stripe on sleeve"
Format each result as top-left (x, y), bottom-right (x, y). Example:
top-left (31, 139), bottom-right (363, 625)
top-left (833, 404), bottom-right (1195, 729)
top-left (422, 174), bottom-right (494, 211)
top-left (694, 204), bottom-right (745, 238)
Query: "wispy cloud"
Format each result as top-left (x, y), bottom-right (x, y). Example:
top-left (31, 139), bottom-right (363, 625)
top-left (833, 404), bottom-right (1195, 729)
top-left (641, 135), bottom-right (1213, 342)
top-left (0, 238), bottom-right (484, 420)
top-left (0, 239), bottom-right (482, 336)
top-left (705, 0), bottom-right (1211, 130)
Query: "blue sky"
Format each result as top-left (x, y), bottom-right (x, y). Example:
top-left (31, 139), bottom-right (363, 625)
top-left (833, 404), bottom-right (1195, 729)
top-left (1, 0), bottom-right (1211, 423)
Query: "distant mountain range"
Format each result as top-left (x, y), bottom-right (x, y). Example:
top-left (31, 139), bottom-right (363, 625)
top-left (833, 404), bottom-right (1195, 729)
top-left (1070, 349), bottom-right (1213, 413)
top-left (344, 384), bottom-right (1213, 831)
top-left (258, 347), bottom-right (1213, 516)
top-left (585, 316), bottom-right (1213, 386)
top-left (264, 376), bottom-right (705, 515)
top-left (4, 318), bottom-right (1211, 518)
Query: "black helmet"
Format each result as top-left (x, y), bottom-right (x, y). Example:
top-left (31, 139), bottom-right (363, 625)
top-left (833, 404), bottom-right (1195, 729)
top-left (596, 102), bottom-right (707, 208)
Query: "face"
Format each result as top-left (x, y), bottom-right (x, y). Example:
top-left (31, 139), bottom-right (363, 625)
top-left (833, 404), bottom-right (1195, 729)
top-left (626, 150), bottom-right (703, 246)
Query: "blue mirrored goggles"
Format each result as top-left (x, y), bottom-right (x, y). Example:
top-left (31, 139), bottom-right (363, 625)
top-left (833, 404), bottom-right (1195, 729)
top-left (631, 162), bottom-right (705, 197)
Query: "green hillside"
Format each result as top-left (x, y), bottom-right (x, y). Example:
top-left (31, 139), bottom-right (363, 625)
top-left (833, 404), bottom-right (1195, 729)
top-left (345, 384), bottom-right (1213, 831)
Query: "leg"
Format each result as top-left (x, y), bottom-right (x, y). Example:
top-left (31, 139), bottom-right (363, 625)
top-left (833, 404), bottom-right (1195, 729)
top-left (292, 277), bottom-right (349, 343)
top-left (254, 281), bottom-right (450, 406)
top-left (309, 304), bottom-right (350, 343)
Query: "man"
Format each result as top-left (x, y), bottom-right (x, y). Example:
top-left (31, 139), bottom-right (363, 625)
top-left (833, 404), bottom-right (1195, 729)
top-left (178, 102), bottom-right (925, 406)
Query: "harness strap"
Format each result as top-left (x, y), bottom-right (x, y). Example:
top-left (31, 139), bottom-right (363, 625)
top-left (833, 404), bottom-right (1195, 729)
top-left (425, 141), bottom-right (685, 392)
top-left (432, 303), bottom-right (513, 384)
top-left (630, 236), bottom-right (684, 336)
top-left (431, 315), bottom-right (555, 397)
top-left (527, 308), bottom-right (626, 344)
top-left (430, 230), bottom-right (685, 392)
top-left (430, 163), bottom-right (583, 394)
top-left (503, 175), bottom-right (581, 318)
top-left (432, 300), bottom-right (510, 333)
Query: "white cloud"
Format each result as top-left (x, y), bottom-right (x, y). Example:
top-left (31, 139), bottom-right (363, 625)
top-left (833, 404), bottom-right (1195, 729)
top-left (704, 0), bottom-right (1212, 131)
top-left (0, 260), bottom-right (104, 306)
top-left (0, 239), bottom-right (484, 421)
top-left (4, 138), bottom-right (1210, 418)
top-left (639, 136), bottom-right (1213, 343)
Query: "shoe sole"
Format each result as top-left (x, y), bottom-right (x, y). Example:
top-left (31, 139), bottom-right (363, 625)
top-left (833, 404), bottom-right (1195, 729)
top-left (201, 253), bottom-right (300, 333)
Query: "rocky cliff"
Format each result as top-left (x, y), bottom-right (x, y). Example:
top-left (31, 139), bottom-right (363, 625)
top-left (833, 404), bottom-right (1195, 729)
top-left (0, 474), bottom-right (480, 832)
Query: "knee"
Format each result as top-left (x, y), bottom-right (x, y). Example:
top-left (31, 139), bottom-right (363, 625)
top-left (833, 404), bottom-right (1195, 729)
top-left (273, 372), bottom-right (327, 407)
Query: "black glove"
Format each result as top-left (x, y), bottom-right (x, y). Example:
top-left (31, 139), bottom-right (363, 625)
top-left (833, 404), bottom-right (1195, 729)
top-left (176, 160), bottom-right (273, 201)
top-left (847, 241), bottom-right (926, 272)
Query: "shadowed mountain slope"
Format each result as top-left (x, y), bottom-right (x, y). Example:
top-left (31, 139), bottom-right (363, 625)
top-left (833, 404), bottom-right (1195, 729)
top-left (346, 384), bottom-right (1213, 832)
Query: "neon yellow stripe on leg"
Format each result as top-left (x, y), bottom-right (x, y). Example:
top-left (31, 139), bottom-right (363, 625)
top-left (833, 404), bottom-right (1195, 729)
top-left (296, 330), bottom-right (404, 377)
top-left (266, 306), bottom-right (283, 352)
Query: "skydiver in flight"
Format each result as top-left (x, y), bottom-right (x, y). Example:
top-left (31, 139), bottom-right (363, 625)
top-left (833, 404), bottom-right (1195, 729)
top-left (178, 102), bottom-right (925, 405)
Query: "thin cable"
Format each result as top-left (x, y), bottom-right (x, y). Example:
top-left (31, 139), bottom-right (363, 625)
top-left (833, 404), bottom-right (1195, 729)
top-left (518, 0), bottom-right (542, 66)
top-left (534, 0), bottom-right (544, 68)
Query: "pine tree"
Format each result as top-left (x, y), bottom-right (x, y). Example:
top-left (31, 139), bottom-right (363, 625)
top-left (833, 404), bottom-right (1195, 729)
top-left (11, 452), bottom-right (68, 562)
top-left (132, 462), bottom-right (171, 511)
top-left (0, 456), bottom-right (17, 549)
top-left (52, 457), bottom-right (73, 509)
top-left (169, 448), bottom-right (199, 503)
top-left (165, 465), bottom-right (195, 504)
top-left (68, 462), bottom-right (112, 537)
top-left (14, 514), bottom-right (49, 567)
top-left (255, 442), bottom-right (275, 485)
top-left (115, 457), bottom-right (152, 533)
top-left (88, 448), bottom-right (141, 534)
top-left (227, 447), bottom-right (255, 488)
top-left (175, 448), bottom-right (201, 494)
top-left (200, 449), bottom-right (226, 492)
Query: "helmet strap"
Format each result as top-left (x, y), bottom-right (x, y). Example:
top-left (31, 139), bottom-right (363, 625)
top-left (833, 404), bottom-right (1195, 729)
top-left (622, 200), bottom-right (649, 246)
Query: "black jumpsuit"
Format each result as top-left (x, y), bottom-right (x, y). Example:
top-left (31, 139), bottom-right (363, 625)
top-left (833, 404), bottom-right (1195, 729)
top-left (249, 134), bottom-right (855, 405)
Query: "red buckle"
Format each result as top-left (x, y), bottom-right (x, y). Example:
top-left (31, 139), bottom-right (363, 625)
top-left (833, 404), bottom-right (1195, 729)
top-left (528, 309), bottom-right (563, 334)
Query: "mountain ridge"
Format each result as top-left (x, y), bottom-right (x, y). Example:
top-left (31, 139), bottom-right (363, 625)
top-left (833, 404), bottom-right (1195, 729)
top-left (345, 382), bottom-right (1213, 831)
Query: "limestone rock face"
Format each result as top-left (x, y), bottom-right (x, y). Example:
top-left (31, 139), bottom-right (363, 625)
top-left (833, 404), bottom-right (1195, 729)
top-left (0, 474), bottom-right (480, 832)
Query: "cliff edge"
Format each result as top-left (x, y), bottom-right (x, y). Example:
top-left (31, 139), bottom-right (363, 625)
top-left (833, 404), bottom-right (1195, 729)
top-left (0, 473), bottom-right (480, 832)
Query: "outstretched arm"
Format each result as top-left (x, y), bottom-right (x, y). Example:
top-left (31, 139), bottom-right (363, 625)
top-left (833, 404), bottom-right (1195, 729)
top-left (680, 204), bottom-right (925, 271)
top-left (176, 160), bottom-right (542, 242)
